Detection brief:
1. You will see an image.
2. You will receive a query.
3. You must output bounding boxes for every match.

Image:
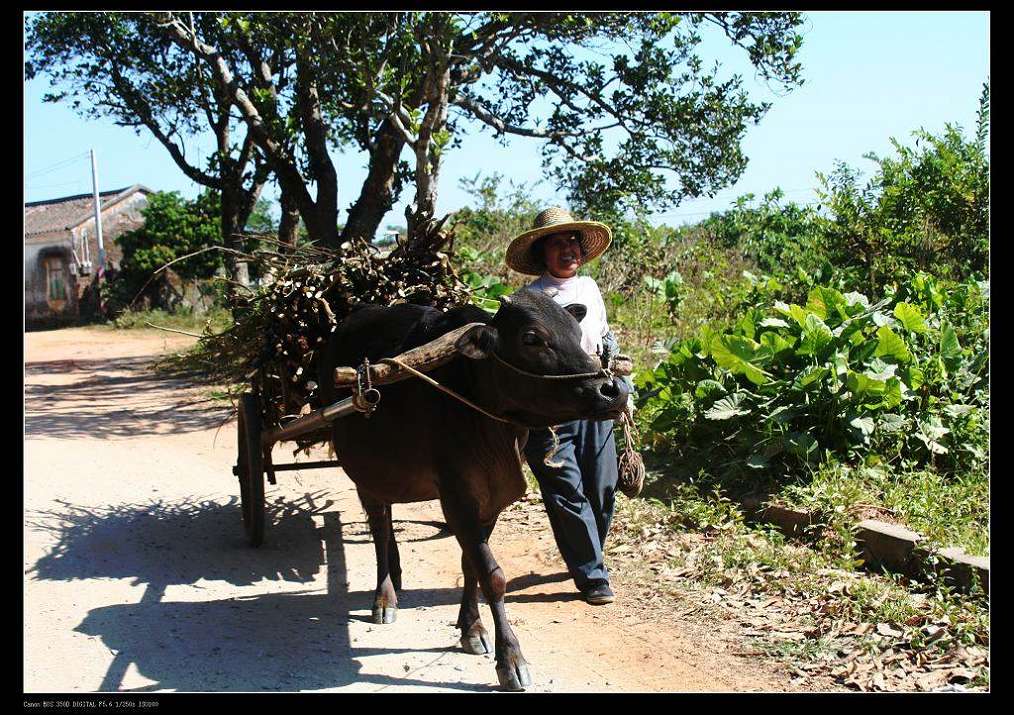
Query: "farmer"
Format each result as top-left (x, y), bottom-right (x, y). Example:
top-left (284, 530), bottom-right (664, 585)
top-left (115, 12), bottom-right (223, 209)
top-left (505, 207), bottom-right (625, 605)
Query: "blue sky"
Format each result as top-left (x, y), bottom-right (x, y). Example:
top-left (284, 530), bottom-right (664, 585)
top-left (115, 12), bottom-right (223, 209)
top-left (24, 11), bottom-right (989, 230)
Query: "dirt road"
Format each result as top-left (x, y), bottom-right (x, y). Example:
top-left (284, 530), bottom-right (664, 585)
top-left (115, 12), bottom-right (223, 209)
top-left (24, 327), bottom-right (803, 693)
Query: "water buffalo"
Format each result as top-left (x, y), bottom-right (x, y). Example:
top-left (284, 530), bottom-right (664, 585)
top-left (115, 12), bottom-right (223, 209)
top-left (318, 288), bottom-right (629, 691)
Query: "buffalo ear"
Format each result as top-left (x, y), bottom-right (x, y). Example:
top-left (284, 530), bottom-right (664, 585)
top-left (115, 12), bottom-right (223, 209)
top-left (456, 324), bottom-right (498, 360)
top-left (564, 303), bottom-right (587, 324)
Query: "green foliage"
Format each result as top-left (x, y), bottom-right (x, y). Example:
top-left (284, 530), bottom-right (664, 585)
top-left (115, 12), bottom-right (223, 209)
top-left (699, 189), bottom-right (829, 302)
top-left (816, 101), bottom-right (989, 291)
top-left (107, 191), bottom-right (225, 311)
top-left (111, 306), bottom-right (233, 335)
top-left (448, 172), bottom-right (541, 287)
top-left (118, 191), bottom-right (224, 280)
top-left (244, 198), bottom-right (278, 234)
top-left (643, 270), bottom-right (684, 320)
top-left (637, 275), bottom-right (988, 481)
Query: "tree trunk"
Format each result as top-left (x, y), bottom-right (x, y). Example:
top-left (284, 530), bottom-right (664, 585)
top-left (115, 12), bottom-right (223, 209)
top-left (406, 54), bottom-right (451, 243)
top-left (278, 188), bottom-right (301, 253)
top-left (221, 187), bottom-right (250, 289)
top-left (295, 46), bottom-right (340, 250)
top-left (341, 118), bottom-right (407, 243)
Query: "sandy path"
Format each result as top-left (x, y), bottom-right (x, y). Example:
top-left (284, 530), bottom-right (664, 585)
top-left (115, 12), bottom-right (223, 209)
top-left (24, 327), bottom-right (799, 693)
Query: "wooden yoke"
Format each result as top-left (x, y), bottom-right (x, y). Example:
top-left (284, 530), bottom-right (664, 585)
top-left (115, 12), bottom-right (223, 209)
top-left (333, 322), bottom-right (486, 387)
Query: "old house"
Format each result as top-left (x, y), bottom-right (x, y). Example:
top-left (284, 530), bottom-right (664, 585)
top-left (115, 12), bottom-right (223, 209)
top-left (25, 184), bottom-right (151, 327)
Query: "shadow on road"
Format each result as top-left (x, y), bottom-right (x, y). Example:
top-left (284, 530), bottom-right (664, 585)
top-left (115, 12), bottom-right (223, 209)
top-left (26, 493), bottom-right (494, 692)
top-left (25, 355), bottom-right (232, 440)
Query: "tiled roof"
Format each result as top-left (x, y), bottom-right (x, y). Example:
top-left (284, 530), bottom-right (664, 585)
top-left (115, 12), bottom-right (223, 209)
top-left (25, 184), bottom-right (152, 237)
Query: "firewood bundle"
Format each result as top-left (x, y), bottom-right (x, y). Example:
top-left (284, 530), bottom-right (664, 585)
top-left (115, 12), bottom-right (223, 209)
top-left (193, 223), bottom-right (475, 448)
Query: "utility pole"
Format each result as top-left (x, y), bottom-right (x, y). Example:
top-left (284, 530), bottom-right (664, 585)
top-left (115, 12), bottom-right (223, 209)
top-left (90, 149), bottom-right (106, 282)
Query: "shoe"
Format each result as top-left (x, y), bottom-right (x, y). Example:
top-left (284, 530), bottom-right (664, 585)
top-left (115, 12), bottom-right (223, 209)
top-left (582, 582), bottom-right (614, 605)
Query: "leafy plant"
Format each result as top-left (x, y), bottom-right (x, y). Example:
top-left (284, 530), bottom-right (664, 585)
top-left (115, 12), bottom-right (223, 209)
top-left (637, 275), bottom-right (988, 481)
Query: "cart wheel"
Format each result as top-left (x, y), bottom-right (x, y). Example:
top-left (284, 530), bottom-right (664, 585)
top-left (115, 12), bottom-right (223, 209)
top-left (237, 392), bottom-right (266, 547)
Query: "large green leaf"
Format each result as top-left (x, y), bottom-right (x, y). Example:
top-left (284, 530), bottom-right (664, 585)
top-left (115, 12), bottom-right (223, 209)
top-left (758, 330), bottom-right (796, 358)
top-left (893, 302), bottom-right (928, 334)
top-left (900, 363), bottom-right (925, 390)
top-left (881, 377), bottom-right (903, 410)
top-left (775, 302), bottom-right (811, 329)
top-left (710, 334), bottom-right (769, 385)
top-left (704, 393), bottom-right (751, 420)
top-left (847, 371), bottom-right (887, 397)
top-left (797, 314), bottom-right (834, 356)
top-left (786, 431), bottom-right (819, 459)
top-left (694, 379), bottom-right (726, 400)
top-left (793, 365), bottom-right (829, 390)
top-left (915, 417), bottom-right (950, 454)
top-left (807, 286), bottom-right (850, 325)
top-left (843, 291), bottom-right (870, 311)
top-left (879, 414), bottom-right (908, 433)
top-left (874, 326), bottom-right (912, 363)
top-left (849, 415), bottom-right (875, 436)
top-left (939, 322), bottom-right (962, 370)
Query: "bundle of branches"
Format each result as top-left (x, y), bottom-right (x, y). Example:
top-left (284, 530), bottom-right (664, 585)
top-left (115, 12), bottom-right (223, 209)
top-left (190, 219), bottom-right (476, 450)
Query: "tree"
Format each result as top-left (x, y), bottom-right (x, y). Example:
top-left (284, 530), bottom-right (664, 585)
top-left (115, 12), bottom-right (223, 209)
top-left (153, 11), bottom-right (803, 246)
top-left (26, 12), bottom-right (272, 288)
top-left (816, 88), bottom-right (990, 291)
top-left (31, 12), bottom-right (805, 254)
top-left (111, 191), bottom-right (224, 310)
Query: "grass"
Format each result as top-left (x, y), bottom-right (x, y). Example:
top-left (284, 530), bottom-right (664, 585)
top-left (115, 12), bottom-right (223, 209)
top-left (777, 462), bottom-right (989, 557)
top-left (110, 306), bottom-right (234, 335)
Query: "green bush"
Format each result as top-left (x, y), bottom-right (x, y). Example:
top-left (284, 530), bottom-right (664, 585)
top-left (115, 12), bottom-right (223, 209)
top-left (815, 91), bottom-right (989, 292)
top-left (105, 191), bottom-right (225, 313)
top-left (636, 273), bottom-right (988, 482)
top-left (700, 189), bottom-right (829, 302)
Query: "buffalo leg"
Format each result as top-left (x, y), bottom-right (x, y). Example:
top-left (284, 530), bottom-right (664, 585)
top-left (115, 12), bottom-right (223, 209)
top-left (359, 490), bottom-right (398, 624)
top-left (440, 492), bottom-right (531, 690)
top-left (387, 509), bottom-right (402, 592)
top-left (457, 552), bottom-right (491, 654)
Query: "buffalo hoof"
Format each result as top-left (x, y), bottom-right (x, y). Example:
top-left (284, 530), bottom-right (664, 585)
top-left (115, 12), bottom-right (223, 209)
top-left (460, 629), bottom-right (492, 655)
top-left (495, 658), bottom-right (532, 692)
top-left (372, 606), bottom-right (397, 624)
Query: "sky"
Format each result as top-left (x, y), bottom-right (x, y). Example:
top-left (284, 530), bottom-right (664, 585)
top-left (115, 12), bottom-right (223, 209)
top-left (24, 11), bottom-right (990, 231)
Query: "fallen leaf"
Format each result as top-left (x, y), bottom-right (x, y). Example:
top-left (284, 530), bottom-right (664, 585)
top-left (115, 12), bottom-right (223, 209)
top-left (948, 669), bottom-right (977, 684)
top-left (876, 623), bottom-right (903, 638)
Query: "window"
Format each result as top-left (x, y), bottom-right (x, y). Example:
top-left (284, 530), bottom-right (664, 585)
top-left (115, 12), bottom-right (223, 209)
top-left (45, 257), bottom-right (65, 302)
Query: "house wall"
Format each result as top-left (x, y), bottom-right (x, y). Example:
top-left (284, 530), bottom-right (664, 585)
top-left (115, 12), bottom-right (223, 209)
top-left (25, 232), bottom-right (77, 324)
top-left (25, 191), bottom-right (149, 327)
top-left (73, 191), bottom-right (147, 270)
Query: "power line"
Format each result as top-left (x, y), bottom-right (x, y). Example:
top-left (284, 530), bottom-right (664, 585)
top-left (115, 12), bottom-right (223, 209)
top-left (26, 151), bottom-right (91, 179)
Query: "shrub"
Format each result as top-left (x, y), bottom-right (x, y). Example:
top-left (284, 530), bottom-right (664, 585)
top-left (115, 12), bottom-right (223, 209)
top-left (636, 274), bottom-right (988, 482)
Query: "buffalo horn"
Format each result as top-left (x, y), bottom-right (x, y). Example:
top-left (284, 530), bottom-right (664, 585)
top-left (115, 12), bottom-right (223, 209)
top-left (333, 322), bottom-right (486, 387)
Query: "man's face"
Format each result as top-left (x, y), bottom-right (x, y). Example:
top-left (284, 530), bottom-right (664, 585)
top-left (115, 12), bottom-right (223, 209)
top-left (542, 232), bottom-right (584, 279)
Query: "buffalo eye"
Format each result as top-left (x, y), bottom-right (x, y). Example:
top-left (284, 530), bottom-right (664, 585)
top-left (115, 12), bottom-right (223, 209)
top-left (521, 331), bottom-right (544, 347)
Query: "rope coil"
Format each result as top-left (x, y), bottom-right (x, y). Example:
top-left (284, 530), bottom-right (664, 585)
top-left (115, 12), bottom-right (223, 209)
top-left (617, 408), bottom-right (645, 498)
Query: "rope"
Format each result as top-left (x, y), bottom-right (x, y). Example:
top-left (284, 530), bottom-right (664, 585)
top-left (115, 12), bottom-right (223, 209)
top-left (376, 356), bottom-right (609, 470)
top-left (544, 426), bottom-right (565, 468)
top-left (490, 352), bottom-right (610, 381)
top-left (617, 408), bottom-right (645, 498)
top-left (377, 357), bottom-right (515, 424)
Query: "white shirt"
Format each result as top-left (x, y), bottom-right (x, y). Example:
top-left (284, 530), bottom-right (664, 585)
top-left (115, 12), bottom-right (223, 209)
top-left (528, 274), bottom-right (610, 357)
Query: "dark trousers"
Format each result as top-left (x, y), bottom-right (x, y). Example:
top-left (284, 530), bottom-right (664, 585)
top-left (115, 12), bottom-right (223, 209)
top-left (524, 419), bottom-right (618, 590)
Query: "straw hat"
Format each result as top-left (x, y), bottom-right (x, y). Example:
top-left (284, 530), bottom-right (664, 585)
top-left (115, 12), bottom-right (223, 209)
top-left (505, 207), bottom-right (612, 276)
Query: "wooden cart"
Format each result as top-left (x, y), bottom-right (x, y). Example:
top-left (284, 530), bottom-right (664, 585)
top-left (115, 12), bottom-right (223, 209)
top-left (231, 322), bottom-right (482, 546)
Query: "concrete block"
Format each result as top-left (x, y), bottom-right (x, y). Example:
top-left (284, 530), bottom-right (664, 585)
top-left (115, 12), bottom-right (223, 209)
top-left (935, 547), bottom-right (990, 594)
top-left (856, 519), bottom-right (922, 572)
